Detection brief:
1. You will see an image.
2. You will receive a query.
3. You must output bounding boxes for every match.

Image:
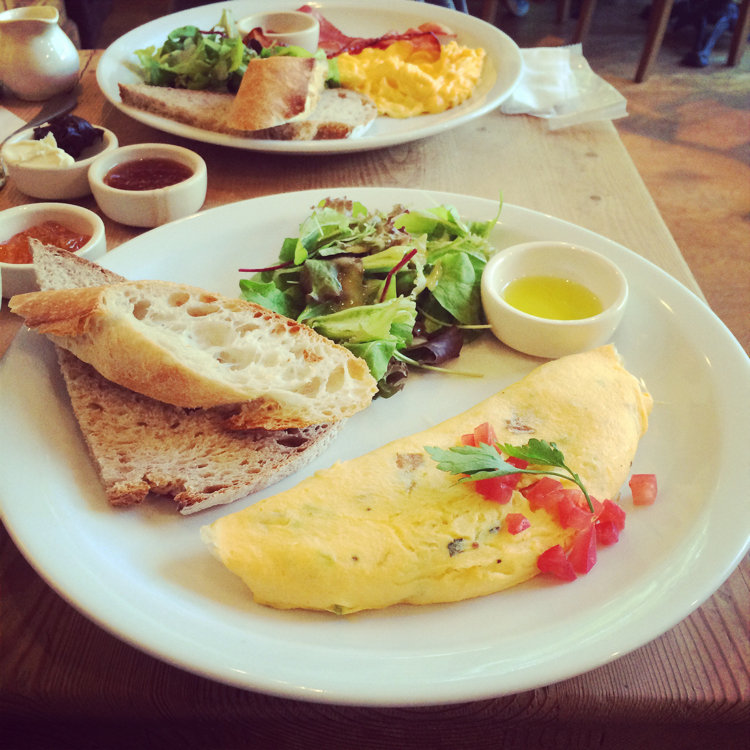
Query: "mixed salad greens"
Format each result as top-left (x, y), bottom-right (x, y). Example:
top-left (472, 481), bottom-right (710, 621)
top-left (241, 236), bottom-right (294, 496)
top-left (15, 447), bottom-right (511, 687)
top-left (239, 198), bottom-right (501, 397)
top-left (133, 9), bottom-right (336, 92)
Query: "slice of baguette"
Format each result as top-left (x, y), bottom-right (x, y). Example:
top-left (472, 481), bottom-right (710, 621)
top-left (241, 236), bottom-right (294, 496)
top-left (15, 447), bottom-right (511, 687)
top-left (11, 279), bottom-right (377, 429)
top-left (26, 242), bottom-right (345, 514)
top-left (227, 56), bottom-right (326, 131)
top-left (118, 83), bottom-right (377, 140)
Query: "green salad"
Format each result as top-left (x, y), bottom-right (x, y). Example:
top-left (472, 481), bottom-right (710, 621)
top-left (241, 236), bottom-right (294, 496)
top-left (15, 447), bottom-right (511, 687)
top-left (239, 198), bottom-right (501, 397)
top-left (133, 9), bottom-right (336, 92)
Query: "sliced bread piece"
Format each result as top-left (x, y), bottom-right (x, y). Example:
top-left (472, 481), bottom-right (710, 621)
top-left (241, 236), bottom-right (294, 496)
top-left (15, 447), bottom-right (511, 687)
top-left (11, 279), bottom-right (376, 428)
top-left (118, 83), bottom-right (377, 140)
top-left (260, 88), bottom-right (378, 141)
top-left (227, 56), bottom-right (326, 131)
top-left (27, 242), bottom-right (344, 514)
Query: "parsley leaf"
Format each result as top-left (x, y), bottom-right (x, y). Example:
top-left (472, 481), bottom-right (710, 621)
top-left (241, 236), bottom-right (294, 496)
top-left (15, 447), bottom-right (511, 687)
top-left (425, 438), bottom-right (595, 512)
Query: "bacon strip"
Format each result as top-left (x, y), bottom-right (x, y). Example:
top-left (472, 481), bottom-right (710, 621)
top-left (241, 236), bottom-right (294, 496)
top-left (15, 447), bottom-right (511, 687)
top-left (297, 4), bottom-right (455, 58)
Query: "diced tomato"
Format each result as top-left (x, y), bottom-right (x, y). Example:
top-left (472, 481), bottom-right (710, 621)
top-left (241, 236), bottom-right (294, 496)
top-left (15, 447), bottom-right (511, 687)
top-left (567, 525), bottom-right (598, 574)
top-left (505, 455), bottom-right (529, 470)
top-left (596, 520), bottom-right (621, 546)
top-left (505, 513), bottom-right (530, 535)
top-left (460, 432), bottom-right (476, 447)
top-left (596, 499), bottom-right (626, 531)
top-left (522, 477), bottom-right (563, 512)
top-left (629, 474), bottom-right (658, 506)
top-left (556, 490), bottom-right (593, 530)
top-left (472, 422), bottom-right (497, 447)
top-left (474, 475), bottom-right (515, 503)
top-left (537, 545), bottom-right (577, 581)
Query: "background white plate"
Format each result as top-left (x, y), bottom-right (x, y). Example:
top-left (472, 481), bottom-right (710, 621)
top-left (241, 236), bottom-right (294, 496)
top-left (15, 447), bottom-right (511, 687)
top-left (96, 0), bottom-right (523, 154)
top-left (1, 188), bottom-right (748, 706)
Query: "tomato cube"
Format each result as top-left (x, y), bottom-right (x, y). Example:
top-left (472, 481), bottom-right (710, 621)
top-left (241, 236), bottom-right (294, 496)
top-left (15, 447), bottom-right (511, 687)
top-left (596, 499), bottom-right (626, 531)
top-left (505, 513), bottom-right (530, 535)
top-left (537, 545), bottom-right (577, 581)
top-left (522, 477), bottom-right (563, 512)
top-left (460, 432), bottom-right (476, 447)
top-left (473, 422), bottom-right (497, 447)
top-left (596, 520), bottom-right (620, 546)
top-left (475, 475), bottom-right (515, 504)
top-left (629, 474), bottom-right (658, 505)
top-left (556, 490), bottom-right (593, 530)
top-left (567, 526), bottom-right (598, 574)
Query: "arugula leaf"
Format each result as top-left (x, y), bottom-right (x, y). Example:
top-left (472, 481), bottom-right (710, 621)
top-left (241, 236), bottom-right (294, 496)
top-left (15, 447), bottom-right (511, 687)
top-left (426, 438), bottom-right (595, 512)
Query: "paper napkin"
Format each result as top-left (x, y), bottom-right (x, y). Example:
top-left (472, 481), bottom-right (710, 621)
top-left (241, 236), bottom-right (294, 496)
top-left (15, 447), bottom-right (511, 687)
top-left (501, 44), bottom-right (627, 130)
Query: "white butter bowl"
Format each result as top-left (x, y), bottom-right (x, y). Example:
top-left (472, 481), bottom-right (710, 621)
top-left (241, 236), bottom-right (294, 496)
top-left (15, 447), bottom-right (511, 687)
top-left (237, 10), bottom-right (320, 52)
top-left (0, 202), bottom-right (106, 297)
top-left (481, 241), bottom-right (628, 359)
top-left (88, 143), bottom-right (207, 228)
top-left (1, 125), bottom-right (118, 200)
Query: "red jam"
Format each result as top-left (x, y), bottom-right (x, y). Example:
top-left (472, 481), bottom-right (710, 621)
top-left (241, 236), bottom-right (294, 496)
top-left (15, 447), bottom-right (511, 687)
top-left (0, 221), bottom-right (91, 264)
top-left (103, 157), bottom-right (193, 191)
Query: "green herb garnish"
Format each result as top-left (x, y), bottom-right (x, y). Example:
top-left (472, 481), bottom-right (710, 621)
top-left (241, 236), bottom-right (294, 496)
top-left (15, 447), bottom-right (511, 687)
top-left (425, 438), bottom-right (595, 512)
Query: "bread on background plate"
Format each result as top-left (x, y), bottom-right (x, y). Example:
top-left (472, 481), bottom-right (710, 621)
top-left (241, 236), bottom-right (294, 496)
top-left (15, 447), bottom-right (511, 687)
top-left (118, 82), bottom-right (377, 141)
top-left (15, 243), bottom-right (362, 514)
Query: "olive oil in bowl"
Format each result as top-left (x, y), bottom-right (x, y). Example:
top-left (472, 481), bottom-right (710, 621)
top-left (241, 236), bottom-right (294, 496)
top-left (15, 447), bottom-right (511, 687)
top-left (502, 275), bottom-right (603, 320)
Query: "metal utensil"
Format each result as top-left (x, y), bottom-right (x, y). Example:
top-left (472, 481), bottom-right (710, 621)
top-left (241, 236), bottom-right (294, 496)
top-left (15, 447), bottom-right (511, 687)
top-left (0, 89), bottom-right (78, 189)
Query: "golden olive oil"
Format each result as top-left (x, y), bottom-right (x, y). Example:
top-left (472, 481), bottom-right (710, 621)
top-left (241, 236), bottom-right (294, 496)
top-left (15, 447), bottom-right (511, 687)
top-left (502, 275), bottom-right (603, 320)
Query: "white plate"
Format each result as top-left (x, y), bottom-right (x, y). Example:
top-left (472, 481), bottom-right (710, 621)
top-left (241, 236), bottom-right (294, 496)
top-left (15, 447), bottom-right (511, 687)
top-left (1, 188), bottom-right (749, 707)
top-left (96, 0), bottom-right (522, 154)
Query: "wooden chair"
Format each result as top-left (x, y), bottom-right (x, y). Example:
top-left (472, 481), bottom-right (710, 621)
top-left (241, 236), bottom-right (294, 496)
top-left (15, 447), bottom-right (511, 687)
top-left (481, 0), bottom-right (749, 82)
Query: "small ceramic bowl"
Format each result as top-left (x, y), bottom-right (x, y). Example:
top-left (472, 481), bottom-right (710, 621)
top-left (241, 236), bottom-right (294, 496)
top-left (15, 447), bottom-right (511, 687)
top-left (0, 126), bottom-right (118, 200)
top-left (88, 143), bottom-right (207, 228)
top-left (0, 202), bottom-right (106, 298)
top-left (481, 241), bottom-right (628, 359)
top-left (237, 10), bottom-right (320, 52)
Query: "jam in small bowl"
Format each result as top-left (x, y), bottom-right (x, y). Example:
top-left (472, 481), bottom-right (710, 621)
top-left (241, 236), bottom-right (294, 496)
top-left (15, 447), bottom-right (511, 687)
top-left (88, 143), bottom-right (207, 227)
top-left (0, 202), bottom-right (106, 297)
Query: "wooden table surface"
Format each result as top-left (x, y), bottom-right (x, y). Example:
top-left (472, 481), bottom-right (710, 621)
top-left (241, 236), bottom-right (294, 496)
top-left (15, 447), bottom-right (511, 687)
top-left (1, 51), bottom-right (748, 749)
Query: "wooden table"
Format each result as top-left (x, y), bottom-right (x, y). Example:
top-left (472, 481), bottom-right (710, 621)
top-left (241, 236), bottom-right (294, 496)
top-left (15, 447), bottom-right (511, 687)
top-left (1, 51), bottom-right (748, 749)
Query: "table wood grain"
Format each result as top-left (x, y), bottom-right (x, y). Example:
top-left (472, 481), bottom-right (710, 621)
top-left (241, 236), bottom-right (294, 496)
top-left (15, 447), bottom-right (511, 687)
top-left (1, 51), bottom-right (747, 749)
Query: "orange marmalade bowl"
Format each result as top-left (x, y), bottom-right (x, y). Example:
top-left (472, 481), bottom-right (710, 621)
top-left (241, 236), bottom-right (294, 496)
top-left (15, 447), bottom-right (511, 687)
top-left (0, 202), bottom-right (106, 297)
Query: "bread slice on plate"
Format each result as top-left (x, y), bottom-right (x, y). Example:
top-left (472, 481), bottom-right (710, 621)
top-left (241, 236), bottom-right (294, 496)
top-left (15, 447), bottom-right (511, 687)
top-left (118, 82), bottom-right (377, 140)
top-left (20, 243), bottom-right (354, 514)
top-left (227, 56), bottom-right (327, 131)
top-left (11, 277), bottom-right (376, 428)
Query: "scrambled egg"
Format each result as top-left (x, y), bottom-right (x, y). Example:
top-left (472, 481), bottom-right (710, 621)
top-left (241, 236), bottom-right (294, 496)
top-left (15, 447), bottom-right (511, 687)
top-left (337, 40), bottom-right (486, 118)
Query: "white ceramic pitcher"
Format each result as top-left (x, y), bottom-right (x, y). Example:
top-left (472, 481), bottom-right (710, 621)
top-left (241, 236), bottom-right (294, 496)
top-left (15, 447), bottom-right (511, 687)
top-left (0, 6), bottom-right (79, 101)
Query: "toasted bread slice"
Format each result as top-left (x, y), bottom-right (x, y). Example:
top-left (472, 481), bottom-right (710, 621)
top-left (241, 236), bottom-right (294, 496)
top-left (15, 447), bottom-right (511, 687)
top-left (11, 277), bottom-right (376, 429)
top-left (25, 243), bottom-right (346, 514)
top-left (118, 83), bottom-right (377, 140)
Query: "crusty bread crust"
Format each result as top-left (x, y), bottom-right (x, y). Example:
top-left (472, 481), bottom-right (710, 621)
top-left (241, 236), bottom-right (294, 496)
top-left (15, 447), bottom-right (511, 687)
top-left (11, 279), bottom-right (376, 428)
top-left (228, 56), bottom-right (324, 131)
top-left (118, 83), bottom-right (377, 140)
top-left (27, 242), bottom-right (346, 513)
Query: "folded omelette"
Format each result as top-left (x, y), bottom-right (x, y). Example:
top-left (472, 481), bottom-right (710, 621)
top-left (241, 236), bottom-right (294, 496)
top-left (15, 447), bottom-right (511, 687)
top-left (201, 346), bottom-right (652, 614)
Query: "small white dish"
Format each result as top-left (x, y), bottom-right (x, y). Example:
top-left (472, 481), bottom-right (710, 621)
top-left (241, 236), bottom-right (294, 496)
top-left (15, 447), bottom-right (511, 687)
top-left (1, 125), bottom-right (118, 200)
top-left (236, 10), bottom-right (320, 52)
top-left (88, 143), bottom-right (207, 228)
top-left (481, 241), bottom-right (628, 359)
top-left (0, 202), bottom-right (106, 297)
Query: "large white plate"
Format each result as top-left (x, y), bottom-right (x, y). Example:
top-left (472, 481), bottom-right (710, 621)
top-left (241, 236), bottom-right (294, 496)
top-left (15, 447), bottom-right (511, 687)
top-left (1, 188), bottom-right (749, 707)
top-left (96, 0), bottom-right (522, 154)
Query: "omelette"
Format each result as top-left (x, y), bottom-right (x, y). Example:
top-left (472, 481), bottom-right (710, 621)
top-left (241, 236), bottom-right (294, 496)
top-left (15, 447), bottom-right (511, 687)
top-left (201, 346), bottom-right (652, 614)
